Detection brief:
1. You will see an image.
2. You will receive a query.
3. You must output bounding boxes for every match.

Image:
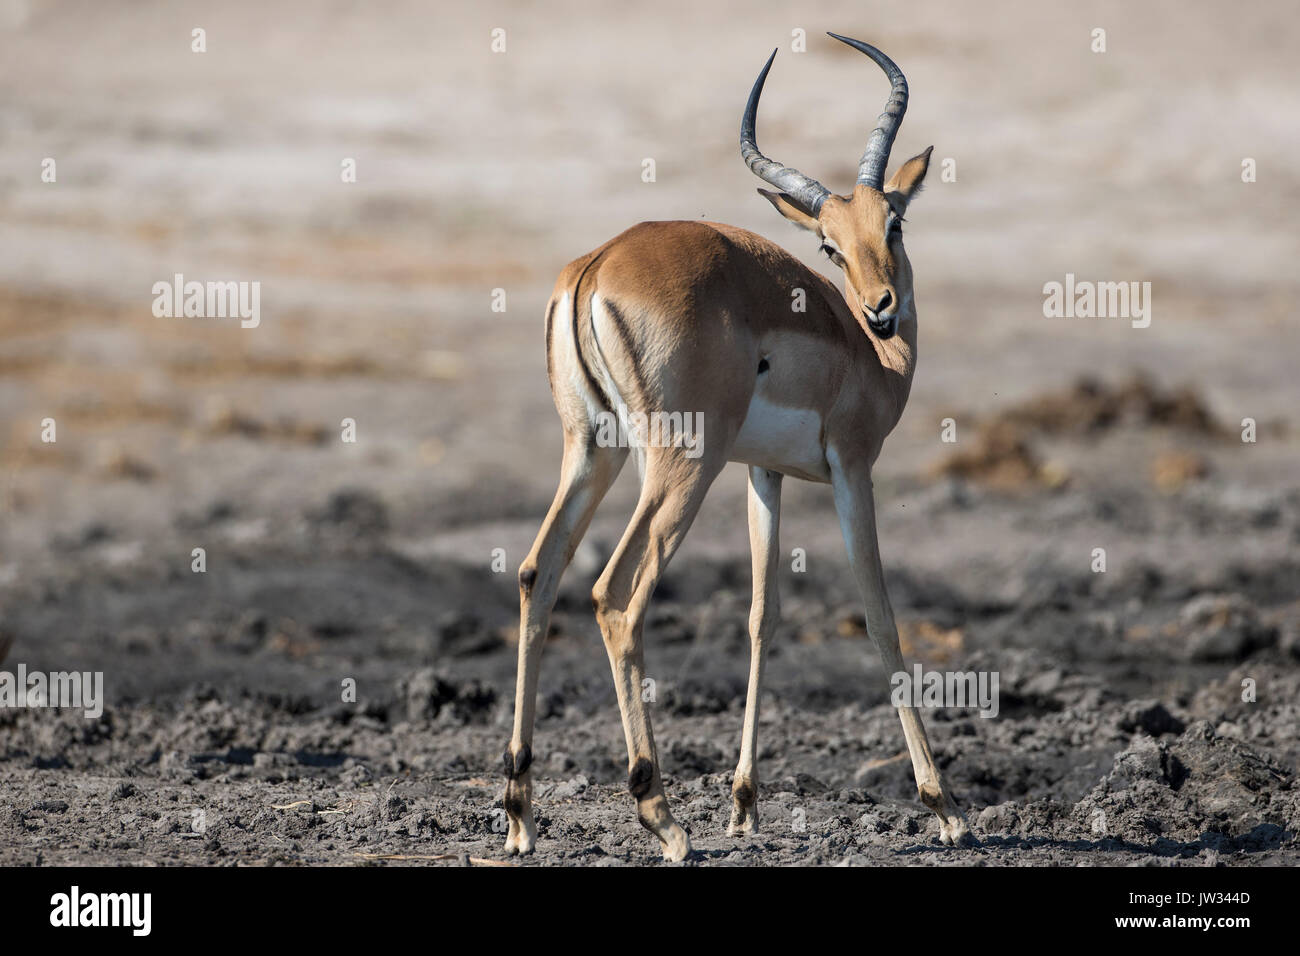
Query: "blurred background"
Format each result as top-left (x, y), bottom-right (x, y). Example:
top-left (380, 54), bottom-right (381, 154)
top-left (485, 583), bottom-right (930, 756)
top-left (0, 0), bottom-right (1297, 864)
top-left (2, 0), bottom-right (1300, 574)
top-left (1, 0), bottom-right (1296, 573)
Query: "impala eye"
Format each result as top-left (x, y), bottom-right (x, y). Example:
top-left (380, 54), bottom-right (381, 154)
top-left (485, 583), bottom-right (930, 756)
top-left (818, 243), bottom-right (845, 267)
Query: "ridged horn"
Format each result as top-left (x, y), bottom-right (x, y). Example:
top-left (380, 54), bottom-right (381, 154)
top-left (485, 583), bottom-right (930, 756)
top-left (826, 33), bottom-right (908, 190)
top-left (740, 48), bottom-right (831, 215)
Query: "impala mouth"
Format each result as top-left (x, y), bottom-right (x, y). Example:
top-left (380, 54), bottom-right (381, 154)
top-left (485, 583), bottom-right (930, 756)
top-left (867, 313), bottom-right (899, 339)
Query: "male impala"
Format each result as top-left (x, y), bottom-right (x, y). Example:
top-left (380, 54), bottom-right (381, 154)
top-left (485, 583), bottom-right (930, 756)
top-left (502, 33), bottom-right (971, 861)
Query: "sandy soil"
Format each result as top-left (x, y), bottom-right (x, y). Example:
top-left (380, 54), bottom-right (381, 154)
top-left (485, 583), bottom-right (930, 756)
top-left (0, 0), bottom-right (1297, 865)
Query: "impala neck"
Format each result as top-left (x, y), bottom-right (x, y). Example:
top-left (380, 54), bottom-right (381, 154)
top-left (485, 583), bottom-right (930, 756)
top-left (845, 286), bottom-right (918, 429)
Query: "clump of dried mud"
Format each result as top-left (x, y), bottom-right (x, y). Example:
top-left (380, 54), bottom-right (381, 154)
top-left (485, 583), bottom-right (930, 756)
top-left (928, 375), bottom-right (1239, 492)
top-left (1000, 375), bottom-right (1227, 438)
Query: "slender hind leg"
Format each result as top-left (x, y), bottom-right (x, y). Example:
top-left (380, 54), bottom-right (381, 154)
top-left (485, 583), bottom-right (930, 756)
top-left (504, 435), bottom-right (626, 854)
top-left (592, 449), bottom-right (725, 861)
top-left (728, 466), bottom-right (782, 836)
top-left (829, 452), bottom-right (974, 846)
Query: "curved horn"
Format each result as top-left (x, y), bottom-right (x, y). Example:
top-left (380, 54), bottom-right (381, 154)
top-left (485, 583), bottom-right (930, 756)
top-left (740, 49), bottom-right (830, 216)
top-left (827, 33), bottom-right (908, 190)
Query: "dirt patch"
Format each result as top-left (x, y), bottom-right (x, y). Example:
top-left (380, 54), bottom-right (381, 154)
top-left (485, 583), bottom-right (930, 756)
top-left (928, 375), bottom-right (1234, 491)
top-left (204, 406), bottom-right (332, 446)
top-left (927, 421), bottom-right (1065, 491)
top-left (1000, 375), bottom-right (1227, 439)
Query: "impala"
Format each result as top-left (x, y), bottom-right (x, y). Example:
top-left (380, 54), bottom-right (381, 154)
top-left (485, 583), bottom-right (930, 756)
top-left (502, 33), bottom-right (972, 861)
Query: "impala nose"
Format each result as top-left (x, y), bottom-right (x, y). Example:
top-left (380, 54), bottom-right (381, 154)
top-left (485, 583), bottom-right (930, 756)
top-left (863, 288), bottom-right (898, 338)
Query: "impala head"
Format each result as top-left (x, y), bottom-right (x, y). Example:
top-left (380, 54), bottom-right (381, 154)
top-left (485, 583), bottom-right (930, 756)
top-left (740, 33), bottom-right (932, 340)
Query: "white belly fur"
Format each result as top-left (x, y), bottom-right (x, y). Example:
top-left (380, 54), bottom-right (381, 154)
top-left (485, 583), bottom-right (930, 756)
top-left (730, 394), bottom-right (830, 481)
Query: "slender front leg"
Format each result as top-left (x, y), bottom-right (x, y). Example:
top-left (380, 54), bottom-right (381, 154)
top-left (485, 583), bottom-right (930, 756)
top-left (504, 437), bottom-right (625, 855)
top-left (728, 466), bottom-right (782, 836)
top-left (829, 451), bottom-right (973, 846)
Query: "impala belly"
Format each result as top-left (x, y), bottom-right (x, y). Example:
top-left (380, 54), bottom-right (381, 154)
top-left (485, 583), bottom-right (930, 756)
top-left (730, 393), bottom-right (830, 482)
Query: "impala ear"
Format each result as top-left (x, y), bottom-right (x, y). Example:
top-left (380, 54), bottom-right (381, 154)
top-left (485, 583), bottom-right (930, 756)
top-left (757, 188), bottom-right (823, 236)
top-left (884, 146), bottom-right (933, 209)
